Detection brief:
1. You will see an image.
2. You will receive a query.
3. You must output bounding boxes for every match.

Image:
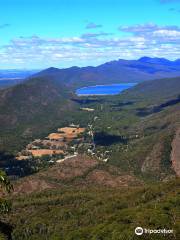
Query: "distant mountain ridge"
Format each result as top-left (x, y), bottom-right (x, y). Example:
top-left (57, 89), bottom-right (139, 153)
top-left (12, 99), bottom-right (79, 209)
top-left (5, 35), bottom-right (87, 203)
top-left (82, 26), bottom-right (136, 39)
top-left (34, 56), bottom-right (180, 89)
top-left (0, 69), bottom-right (39, 79)
top-left (138, 56), bottom-right (180, 65)
top-left (1, 57), bottom-right (180, 89)
top-left (0, 69), bottom-right (40, 88)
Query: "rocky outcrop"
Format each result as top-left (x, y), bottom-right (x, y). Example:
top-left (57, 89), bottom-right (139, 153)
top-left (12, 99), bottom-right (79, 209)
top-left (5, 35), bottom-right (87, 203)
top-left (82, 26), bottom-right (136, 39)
top-left (13, 178), bottom-right (58, 195)
top-left (12, 154), bottom-right (142, 195)
top-left (86, 169), bottom-right (141, 187)
top-left (141, 142), bottom-right (163, 173)
top-left (171, 128), bottom-right (180, 177)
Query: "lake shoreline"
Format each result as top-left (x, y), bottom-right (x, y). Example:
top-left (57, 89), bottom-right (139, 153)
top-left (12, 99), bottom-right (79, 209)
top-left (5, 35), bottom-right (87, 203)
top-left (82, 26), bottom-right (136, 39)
top-left (76, 83), bottom-right (137, 96)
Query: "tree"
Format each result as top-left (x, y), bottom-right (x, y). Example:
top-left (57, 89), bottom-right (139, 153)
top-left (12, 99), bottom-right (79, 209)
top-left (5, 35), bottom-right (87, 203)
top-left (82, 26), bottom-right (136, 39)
top-left (0, 170), bottom-right (13, 213)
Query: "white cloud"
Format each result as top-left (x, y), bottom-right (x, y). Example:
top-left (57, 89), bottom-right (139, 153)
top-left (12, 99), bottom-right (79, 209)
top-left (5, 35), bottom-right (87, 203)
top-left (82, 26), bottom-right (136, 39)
top-left (153, 29), bottom-right (180, 37)
top-left (0, 23), bottom-right (179, 68)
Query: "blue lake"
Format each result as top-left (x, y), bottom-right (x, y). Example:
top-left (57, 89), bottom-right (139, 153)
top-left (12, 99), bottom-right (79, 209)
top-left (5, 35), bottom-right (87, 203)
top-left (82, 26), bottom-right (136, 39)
top-left (76, 83), bottom-right (137, 96)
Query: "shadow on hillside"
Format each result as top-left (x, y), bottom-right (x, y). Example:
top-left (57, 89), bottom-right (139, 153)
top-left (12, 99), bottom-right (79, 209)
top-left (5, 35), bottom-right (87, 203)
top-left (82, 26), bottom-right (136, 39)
top-left (94, 132), bottom-right (128, 146)
top-left (0, 151), bottom-right (35, 177)
top-left (0, 152), bottom-right (15, 167)
top-left (71, 98), bottom-right (104, 105)
top-left (136, 95), bottom-right (180, 117)
top-left (110, 101), bottom-right (134, 111)
top-left (111, 101), bottom-right (134, 107)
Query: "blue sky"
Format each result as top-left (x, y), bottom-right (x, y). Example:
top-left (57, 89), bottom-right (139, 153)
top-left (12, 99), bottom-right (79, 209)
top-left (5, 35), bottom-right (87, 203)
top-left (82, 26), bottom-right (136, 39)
top-left (0, 0), bottom-right (180, 69)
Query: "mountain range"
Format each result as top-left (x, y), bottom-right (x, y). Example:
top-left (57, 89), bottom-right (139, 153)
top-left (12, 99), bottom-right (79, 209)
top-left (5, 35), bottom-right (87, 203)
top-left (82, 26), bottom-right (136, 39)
top-left (1, 56), bottom-right (180, 90)
top-left (34, 56), bottom-right (180, 89)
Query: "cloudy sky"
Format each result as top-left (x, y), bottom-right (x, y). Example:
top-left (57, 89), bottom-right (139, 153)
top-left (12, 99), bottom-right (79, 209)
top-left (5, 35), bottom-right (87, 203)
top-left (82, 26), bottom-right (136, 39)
top-left (0, 0), bottom-right (180, 69)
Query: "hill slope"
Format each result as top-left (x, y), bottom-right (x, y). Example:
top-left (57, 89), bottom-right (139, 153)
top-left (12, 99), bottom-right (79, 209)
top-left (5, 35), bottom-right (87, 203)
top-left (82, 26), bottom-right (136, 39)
top-left (2, 178), bottom-right (180, 240)
top-left (0, 77), bottom-right (77, 152)
top-left (121, 76), bottom-right (180, 103)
